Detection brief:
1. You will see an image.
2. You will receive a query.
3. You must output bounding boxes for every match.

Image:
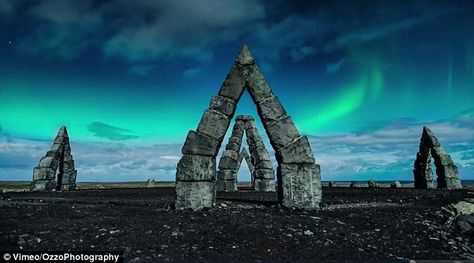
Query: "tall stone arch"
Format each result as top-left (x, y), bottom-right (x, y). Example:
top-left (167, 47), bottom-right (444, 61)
top-left (235, 147), bottom-right (256, 189)
top-left (413, 126), bottom-right (462, 189)
top-left (31, 126), bottom-right (77, 191)
top-left (175, 44), bottom-right (321, 210)
top-left (216, 115), bottom-right (274, 192)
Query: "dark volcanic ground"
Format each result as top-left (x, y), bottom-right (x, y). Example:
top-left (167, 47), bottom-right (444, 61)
top-left (1, 187), bottom-right (473, 261)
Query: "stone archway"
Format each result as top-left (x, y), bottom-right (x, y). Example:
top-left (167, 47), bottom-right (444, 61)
top-left (413, 126), bottom-right (462, 189)
top-left (31, 126), bottom-right (77, 191)
top-left (216, 115), bottom-right (275, 192)
top-left (175, 44), bottom-right (321, 210)
top-left (235, 147), bottom-right (256, 189)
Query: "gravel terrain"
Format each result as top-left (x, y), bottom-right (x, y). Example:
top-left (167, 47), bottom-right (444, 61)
top-left (0, 187), bottom-right (473, 261)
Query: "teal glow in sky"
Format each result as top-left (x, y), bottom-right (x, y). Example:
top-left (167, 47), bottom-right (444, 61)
top-left (0, 0), bottom-right (473, 181)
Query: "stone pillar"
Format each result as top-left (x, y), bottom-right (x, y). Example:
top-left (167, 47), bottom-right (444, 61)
top-left (216, 119), bottom-right (244, 192)
top-left (234, 46), bottom-right (321, 208)
top-left (413, 150), bottom-right (435, 189)
top-left (241, 115), bottom-right (275, 192)
top-left (31, 126), bottom-right (77, 192)
top-left (175, 72), bottom-right (241, 209)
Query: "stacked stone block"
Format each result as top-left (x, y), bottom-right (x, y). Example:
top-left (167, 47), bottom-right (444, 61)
top-left (240, 115), bottom-right (275, 192)
top-left (31, 126), bottom-right (77, 191)
top-left (413, 126), bottom-right (462, 189)
top-left (175, 66), bottom-right (242, 209)
top-left (175, 44), bottom-right (322, 210)
top-left (216, 119), bottom-right (245, 192)
top-left (240, 46), bottom-right (321, 208)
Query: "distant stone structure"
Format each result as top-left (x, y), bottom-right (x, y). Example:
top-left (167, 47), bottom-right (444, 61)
top-left (175, 44), bottom-right (321, 210)
top-left (391, 181), bottom-right (402, 189)
top-left (328, 181), bottom-right (336, 187)
top-left (31, 126), bottom-right (77, 191)
top-left (242, 115), bottom-right (275, 191)
top-left (413, 126), bottom-right (462, 189)
top-left (217, 115), bottom-right (274, 192)
top-left (236, 147), bottom-right (255, 188)
top-left (368, 179), bottom-right (377, 188)
top-left (146, 178), bottom-right (156, 188)
top-left (216, 117), bottom-right (244, 192)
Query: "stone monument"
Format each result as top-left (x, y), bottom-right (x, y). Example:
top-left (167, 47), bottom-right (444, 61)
top-left (413, 126), bottom-right (462, 189)
top-left (216, 115), bottom-right (274, 192)
top-left (175, 44), bottom-right (321, 210)
top-left (31, 126), bottom-right (77, 191)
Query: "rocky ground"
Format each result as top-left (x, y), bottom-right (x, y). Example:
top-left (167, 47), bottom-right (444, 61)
top-left (0, 187), bottom-right (473, 262)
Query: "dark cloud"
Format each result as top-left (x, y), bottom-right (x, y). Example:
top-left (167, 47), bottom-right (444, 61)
top-left (324, 9), bottom-right (456, 53)
top-left (87, 122), bottom-right (139, 141)
top-left (5, 0), bottom-right (473, 66)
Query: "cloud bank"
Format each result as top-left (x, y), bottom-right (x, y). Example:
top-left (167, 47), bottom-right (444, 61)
top-left (1, 113), bottom-right (473, 182)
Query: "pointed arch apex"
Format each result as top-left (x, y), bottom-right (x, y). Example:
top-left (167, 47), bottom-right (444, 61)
top-left (236, 43), bottom-right (254, 65)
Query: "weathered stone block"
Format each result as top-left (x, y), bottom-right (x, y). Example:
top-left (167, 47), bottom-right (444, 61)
top-left (250, 147), bottom-right (271, 165)
top-left (45, 150), bottom-right (59, 158)
top-left (218, 156), bottom-right (238, 170)
top-left (266, 116), bottom-right (300, 150)
top-left (182, 130), bottom-right (220, 157)
top-left (278, 163), bottom-right (322, 209)
top-left (254, 160), bottom-right (272, 170)
top-left (197, 109), bottom-right (231, 142)
top-left (216, 180), bottom-right (225, 192)
top-left (50, 143), bottom-right (63, 152)
top-left (218, 64), bottom-right (246, 101)
top-left (216, 179), bottom-right (238, 192)
top-left (230, 126), bottom-right (245, 141)
top-left (217, 170), bottom-right (236, 180)
top-left (246, 127), bottom-right (264, 143)
top-left (225, 141), bottom-right (241, 152)
top-left (243, 119), bottom-right (257, 130)
top-left (236, 115), bottom-right (254, 122)
top-left (444, 177), bottom-right (462, 189)
top-left (254, 169), bottom-right (274, 179)
top-left (175, 181), bottom-right (216, 210)
top-left (54, 136), bottom-right (69, 145)
top-left (222, 149), bottom-right (239, 161)
top-left (246, 64), bottom-right (274, 102)
top-left (421, 126), bottom-right (441, 147)
top-left (62, 170), bottom-right (77, 184)
top-left (62, 160), bottom-right (75, 172)
top-left (276, 136), bottom-right (315, 164)
top-left (30, 180), bottom-right (56, 192)
top-left (247, 139), bottom-right (265, 154)
top-left (257, 96), bottom-right (287, 124)
top-left (254, 178), bottom-right (275, 192)
top-left (39, 157), bottom-right (59, 169)
top-left (33, 167), bottom-right (56, 181)
top-left (176, 155), bottom-right (216, 181)
top-left (209, 95), bottom-right (237, 117)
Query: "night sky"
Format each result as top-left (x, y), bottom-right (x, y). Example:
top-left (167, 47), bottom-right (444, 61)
top-left (1, 0), bottom-right (473, 182)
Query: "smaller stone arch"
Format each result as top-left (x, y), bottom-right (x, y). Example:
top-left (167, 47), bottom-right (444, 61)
top-left (216, 115), bottom-right (274, 192)
top-left (31, 126), bottom-right (77, 191)
top-left (413, 126), bottom-right (462, 189)
top-left (235, 147), bottom-right (255, 188)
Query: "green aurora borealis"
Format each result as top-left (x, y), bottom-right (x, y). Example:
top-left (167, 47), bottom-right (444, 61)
top-left (1, 0), bottom-right (473, 181)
